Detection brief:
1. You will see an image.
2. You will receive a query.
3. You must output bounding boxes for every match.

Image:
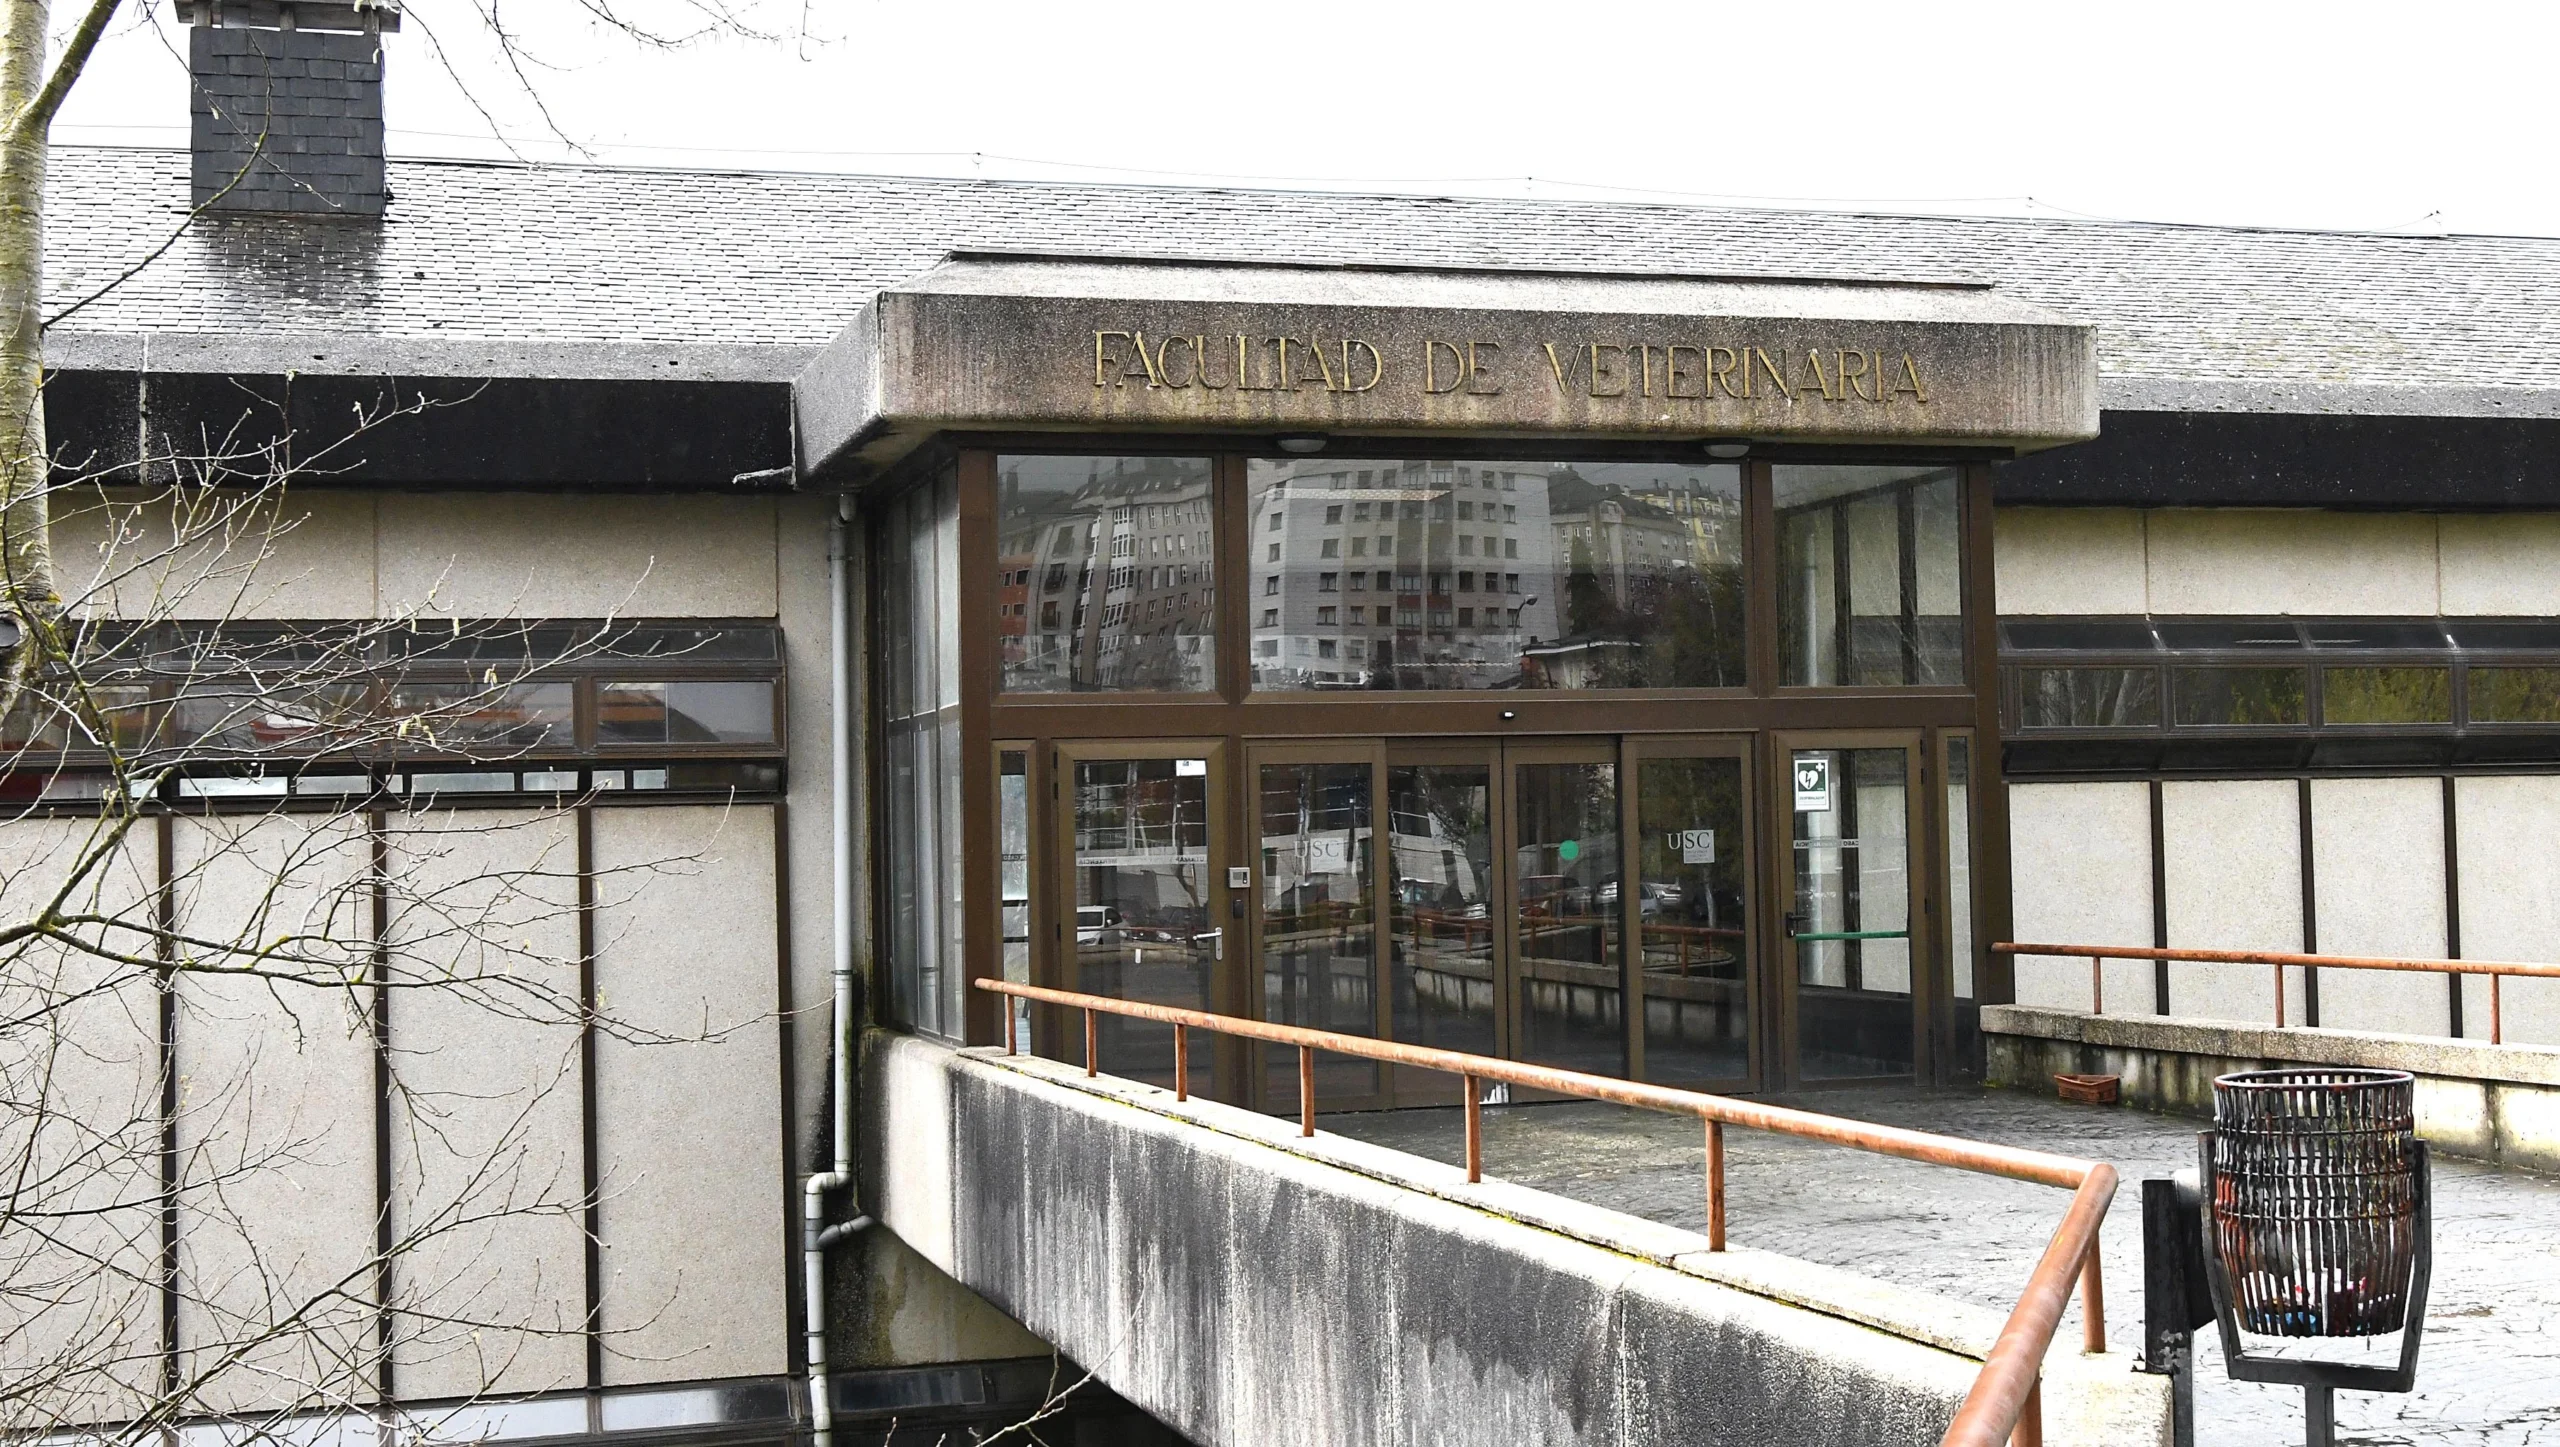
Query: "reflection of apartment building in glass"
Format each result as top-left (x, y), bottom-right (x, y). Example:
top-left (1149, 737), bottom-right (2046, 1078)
top-left (999, 456), bottom-right (1217, 691)
top-left (1250, 459), bottom-right (1560, 689)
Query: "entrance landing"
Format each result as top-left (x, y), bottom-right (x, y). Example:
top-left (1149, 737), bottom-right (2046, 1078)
top-left (1333, 1088), bottom-right (2560, 1446)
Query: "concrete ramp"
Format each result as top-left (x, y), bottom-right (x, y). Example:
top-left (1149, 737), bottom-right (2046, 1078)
top-left (865, 1035), bottom-right (2165, 1447)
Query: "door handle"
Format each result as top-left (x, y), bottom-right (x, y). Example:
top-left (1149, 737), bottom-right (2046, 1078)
top-left (1783, 911), bottom-right (1804, 938)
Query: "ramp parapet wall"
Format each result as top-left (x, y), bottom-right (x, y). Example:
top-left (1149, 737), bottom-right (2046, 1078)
top-left (863, 1033), bottom-right (2164, 1447)
top-left (1985, 1004), bottom-right (2560, 1174)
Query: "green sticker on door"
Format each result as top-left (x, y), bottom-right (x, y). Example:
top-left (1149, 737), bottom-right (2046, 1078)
top-left (1557, 839), bottom-right (1581, 863)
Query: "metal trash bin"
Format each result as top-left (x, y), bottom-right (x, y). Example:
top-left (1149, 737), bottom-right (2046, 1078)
top-left (2196, 1067), bottom-right (2433, 1447)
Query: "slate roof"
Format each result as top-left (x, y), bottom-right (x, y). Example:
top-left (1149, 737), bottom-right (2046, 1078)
top-left (43, 145), bottom-right (2560, 414)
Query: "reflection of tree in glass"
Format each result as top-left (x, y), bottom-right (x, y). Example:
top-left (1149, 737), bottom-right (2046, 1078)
top-left (2322, 667), bottom-right (2450, 725)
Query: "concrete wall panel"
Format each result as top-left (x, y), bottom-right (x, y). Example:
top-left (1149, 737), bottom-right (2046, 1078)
top-left (2008, 782), bottom-right (2152, 1011)
top-left (2162, 780), bottom-right (2301, 1024)
top-left (170, 814), bottom-right (381, 1413)
top-left (2310, 778), bottom-right (2451, 1037)
top-left (936, 1050), bottom-right (1983, 1447)
top-left (375, 495), bottom-right (778, 618)
top-left (1992, 507), bottom-right (2147, 616)
top-left (2145, 510), bottom-right (2438, 616)
top-left (56, 487), bottom-right (380, 620)
top-left (384, 810), bottom-right (587, 1400)
top-left (2438, 513), bottom-right (2560, 616)
top-left (590, 805), bottom-right (786, 1385)
top-left (2455, 777), bottom-right (2560, 1047)
top-left (0, 821), bottom-right (163, 1423)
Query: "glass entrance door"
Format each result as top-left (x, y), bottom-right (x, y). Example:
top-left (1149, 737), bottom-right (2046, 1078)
top-left (1629, 739), bottom-right (1755, 1087)
top-left (1777, 736), bottom-right (1924, 1083)
top-left (1509, 745), bottom-right (1625, 1077)
top-left (1364, 736), bottom-right (1757, 1103)
top-left (1250, 744), bottom-right (1387, 1108)
top-left (1055, 741), bottom-right (1228, 1092)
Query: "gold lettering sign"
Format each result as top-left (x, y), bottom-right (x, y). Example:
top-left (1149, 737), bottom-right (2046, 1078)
top-left (1090, 329), bottom-right (1933, 406)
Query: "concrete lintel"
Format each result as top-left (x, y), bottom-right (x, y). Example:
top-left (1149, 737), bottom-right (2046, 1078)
top-left (794, 253), bottom-right (2101, 482)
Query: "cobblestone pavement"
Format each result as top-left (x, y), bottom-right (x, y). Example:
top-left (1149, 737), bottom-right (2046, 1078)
top-left (1330, 1087), bottom-right (2560, 1446)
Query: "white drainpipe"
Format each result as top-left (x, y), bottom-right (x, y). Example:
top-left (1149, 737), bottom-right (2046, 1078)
top-left (805, 495), bottom-right (872, 1446)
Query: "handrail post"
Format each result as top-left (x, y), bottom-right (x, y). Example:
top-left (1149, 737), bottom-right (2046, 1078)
top-left (1463, 1073), bottom-right (1482, 1183)
top-left (2014, 1379), bottom-right (2042, 1447)
top-left (2079, 1242), bottom-right (2105, 1354)
top-left (1083, 1008), bottom-right (1097, 1078)
top-left (1706, 1119), bottom-right (1727, 1252)
top-left (2492, 972), bottom-right (2503, 1045)
top-left (2091, 956), bottom-right (2103, 1016)
top-left (1299, 1044), bottom-right (1315, 1137)
top-left (2274, 963), bottom-right (2286, 1028)
top-left (1174, 1023), bottom-right (1189, 1102)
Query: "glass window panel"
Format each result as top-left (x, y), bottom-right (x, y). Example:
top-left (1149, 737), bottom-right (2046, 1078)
top-left (596, 681), bottom-right (776, 745)
top-left (2154, 620), bottom-right (2304, 650)
top-left (879, 468), bottom-right (964, 1036)
top-left (408, 771), bottom-right (516, 796)
top-left (2016, 667), bottom-right (2161, 728)
top-left (1775, 464), bottom-right (1963, 686)
top-left (997, 455), bottom-right (1217, 693)
top-left (1513, 760), bottom-right (1623, 1076)
top-left (379, 682), bottom-right (574, 753)
top-left (1790, 747), bottom-right (1913, 1079)
top-left (1999, 619), bottom-right (2158, 652)
top-left (1945, 737), bottom-right (1975, 1004)
top-left (999, 750), bottom-right (1031, 1050)
top-left (2321, 666), bottom-right (2449, 725)
top-left (1635, 755), bottom-right (1748, 1083)
top-left (1072, 756), bottom-right (1213, 1087)
top-left (1387, 763), bottom-right (1497, 1057)
top-left (1259, 761), bottom-right (1378, 1100)
top-left (2172, 667), bottom-right (2308, 725)
top-left (2469, 667), bottom-right (2560, 723)
top-left (1249, 459), bottom-right (1742, 691)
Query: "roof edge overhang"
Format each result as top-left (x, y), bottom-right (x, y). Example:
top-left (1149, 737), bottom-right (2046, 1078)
top-left (793, 254), bottom-right (2099, 483)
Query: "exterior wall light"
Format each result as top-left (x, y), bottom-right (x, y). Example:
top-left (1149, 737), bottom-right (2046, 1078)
top-left (1702, 438), bottom-right (1752, 460)
top-left (1274, 434), bottom-right (1329, 455)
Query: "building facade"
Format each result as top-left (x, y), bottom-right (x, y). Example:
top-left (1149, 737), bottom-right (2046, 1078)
top-left (18, 11), bottom-right (2560, 1441)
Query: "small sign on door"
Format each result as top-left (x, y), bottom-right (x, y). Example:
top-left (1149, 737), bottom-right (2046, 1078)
top-left (1793, 755), bottom-right (1833, 812)
top-left (1672, 828), bottom-right (1716, 864)
top-left (1305, 834), bottom-right (1352, 875)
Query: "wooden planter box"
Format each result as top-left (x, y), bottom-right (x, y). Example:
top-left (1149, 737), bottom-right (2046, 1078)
top-left (2054, 1073), bottom-right (2121, 1106)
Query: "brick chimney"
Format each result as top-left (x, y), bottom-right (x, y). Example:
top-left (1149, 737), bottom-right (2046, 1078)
top-left (182, 2), bottom-right (400, 218)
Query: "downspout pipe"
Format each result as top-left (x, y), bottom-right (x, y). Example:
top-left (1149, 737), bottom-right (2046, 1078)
top-left (805, 495), bottom-right (872, 1447)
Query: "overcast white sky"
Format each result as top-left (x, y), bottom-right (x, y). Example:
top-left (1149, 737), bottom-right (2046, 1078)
top-left (51, 1), bottom-right (2560, 237)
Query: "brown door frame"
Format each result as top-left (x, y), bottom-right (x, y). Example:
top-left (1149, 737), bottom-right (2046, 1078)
top-left (1051, 736), bottom-right (1239, 1099)
top-left (1768, 728), bottom-right (1931, 1090)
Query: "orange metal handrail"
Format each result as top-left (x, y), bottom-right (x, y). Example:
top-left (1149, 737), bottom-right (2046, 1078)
top-left (1996, 940), bottom-right (2560, 1044)
top-left (977, 976), bottom-right (2115, 1447)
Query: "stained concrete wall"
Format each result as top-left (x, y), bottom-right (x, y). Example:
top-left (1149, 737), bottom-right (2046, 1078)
top-left (53, 488), bottom-right (781, 620)
top-left (1986, 1005), bottom-right (2560, 1175)
top-left (867, 1033), bottom-right (2166, 1447)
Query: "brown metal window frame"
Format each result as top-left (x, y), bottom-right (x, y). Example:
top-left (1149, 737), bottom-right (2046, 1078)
top-left (1987, 615), bottom-right (2560, 777)
top-left (867, 438), bottom-right (1998, 1056)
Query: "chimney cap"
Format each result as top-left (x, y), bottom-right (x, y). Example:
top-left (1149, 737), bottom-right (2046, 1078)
top-left (175, 1), bottom-right (401, 32)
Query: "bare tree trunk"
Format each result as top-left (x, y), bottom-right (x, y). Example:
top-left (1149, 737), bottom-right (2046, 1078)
top-left (0, 0), bottom-right (64, 680)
